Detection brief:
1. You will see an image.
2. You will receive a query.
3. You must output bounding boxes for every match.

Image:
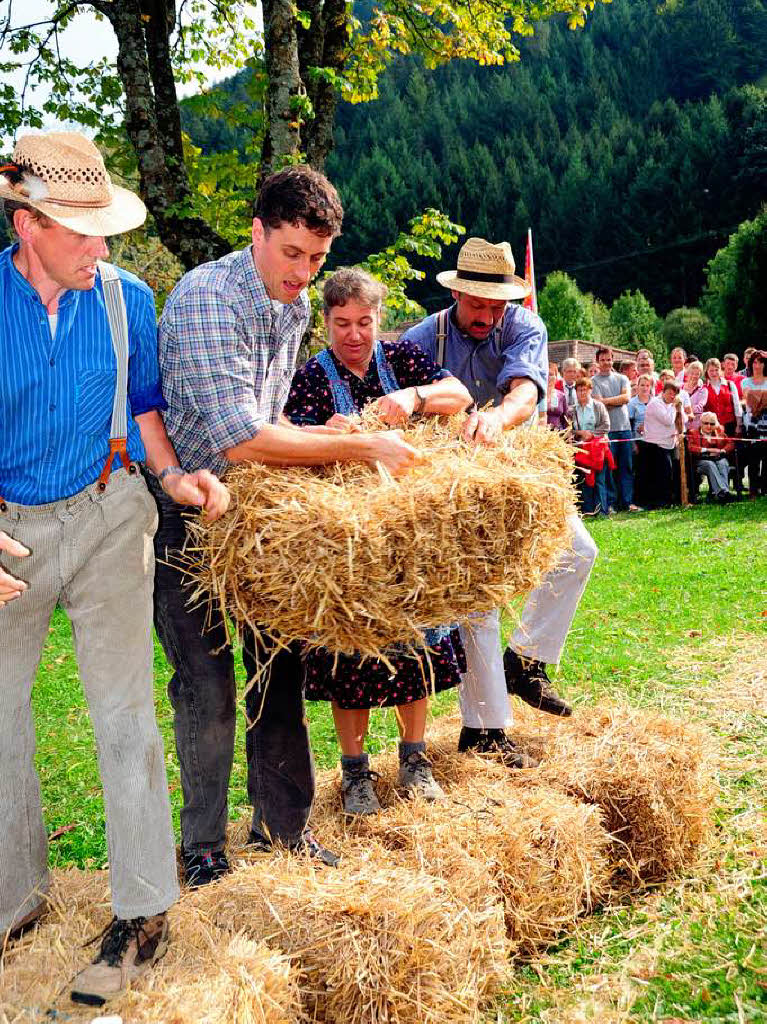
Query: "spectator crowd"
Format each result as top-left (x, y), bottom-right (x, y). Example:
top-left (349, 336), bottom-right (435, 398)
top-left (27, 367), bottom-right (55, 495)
top-left (544, 345), bottom-right (767, 514)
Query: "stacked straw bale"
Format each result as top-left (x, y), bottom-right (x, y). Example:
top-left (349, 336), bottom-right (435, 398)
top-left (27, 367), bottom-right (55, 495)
top-left (188, 416), bottom-right (576, 657)
top-left (531, 705), bottom-right (718, 882)
top-left (1, 704), bottom-right (716, 1023)
top-left (190, 860), bottom-right (509, 1024)
top-left (0, 868), bottom-right (300, 1024)
top-left (301, 728), bottom-right (611, 956)
top-left (345, 785), bottom-right (611, 954)
top-left (420, 705), bottom-right (717, 882)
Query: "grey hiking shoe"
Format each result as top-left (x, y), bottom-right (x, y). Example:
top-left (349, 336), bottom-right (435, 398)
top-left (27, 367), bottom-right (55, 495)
top-left (398, 751), bottom-right (445, 801)
top-left (342, 762), bottom-right (382, 816)
top-left (71, 913), bottom-right (169, 1006)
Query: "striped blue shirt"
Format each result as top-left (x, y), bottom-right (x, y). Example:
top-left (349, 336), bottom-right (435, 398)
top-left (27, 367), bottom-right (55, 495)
top-left (0, 244), bottom-right (165, 504)
top-left (159, 246), bottom-right (310, 476)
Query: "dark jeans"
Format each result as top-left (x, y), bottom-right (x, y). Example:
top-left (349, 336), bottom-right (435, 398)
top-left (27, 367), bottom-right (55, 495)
top-left (633, 440), bottom-right (651, 509)
top-left (607, 429), bottom-right (634, 510)
top-left (744, 427), bottom-right (767, 495)
top-left (645, 444), bottom-right (674, 509)
top-left (147, 473), bottom-right (314, 852)
top-left (578, 468), bottom-right (608, 514)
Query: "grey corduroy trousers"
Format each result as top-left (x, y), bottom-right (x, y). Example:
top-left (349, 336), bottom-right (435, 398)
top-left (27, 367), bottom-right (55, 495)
top-left (0, 468), bottom-right (179, 933)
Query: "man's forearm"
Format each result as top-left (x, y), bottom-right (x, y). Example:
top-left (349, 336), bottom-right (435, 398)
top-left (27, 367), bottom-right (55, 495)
top-left (225, 422), bottom-right (380, 466)
top-left (498, 380), bottom-right (538, 429)
top-left (420, 378), bottom-right (472, 415)
top-left (136, 409), bottom-right (183, 475)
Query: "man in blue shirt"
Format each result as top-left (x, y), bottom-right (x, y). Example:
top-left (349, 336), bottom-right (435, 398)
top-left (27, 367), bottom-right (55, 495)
top-left (401, 237), bottom-right (598, 762)
top-left (0, 132), bottom-right (228, 1006)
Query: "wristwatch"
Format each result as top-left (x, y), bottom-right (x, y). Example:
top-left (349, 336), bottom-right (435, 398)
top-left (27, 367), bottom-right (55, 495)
top-left (414, 387), bottom-right (427, 414)
top-left (158, 465), bottom-right (185, 484)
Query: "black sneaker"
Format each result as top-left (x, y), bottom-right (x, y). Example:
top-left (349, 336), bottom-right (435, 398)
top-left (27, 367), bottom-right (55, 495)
top-left (181, 846), bottom-right (231, 889)
top-left (71, 913), bottom-right (169, 1005)
top-left (458, 726), bottom-right (538, 769)
top-left (503, 648), bottom-right (573, 717)
top-left (246, 826), bottom-right (340, 868)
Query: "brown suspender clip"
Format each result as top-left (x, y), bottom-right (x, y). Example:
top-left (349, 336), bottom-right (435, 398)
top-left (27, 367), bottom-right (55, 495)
top-left (97, 437), bottom-right (132, 491)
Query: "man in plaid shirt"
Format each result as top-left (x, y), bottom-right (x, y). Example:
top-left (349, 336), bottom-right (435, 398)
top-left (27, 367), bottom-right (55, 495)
top-left (154, 167), bottom-right (420, 884)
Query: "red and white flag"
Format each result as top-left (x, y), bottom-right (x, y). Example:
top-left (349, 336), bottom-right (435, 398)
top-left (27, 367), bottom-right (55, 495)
top-left (523, 227), bottom-right (537, 314)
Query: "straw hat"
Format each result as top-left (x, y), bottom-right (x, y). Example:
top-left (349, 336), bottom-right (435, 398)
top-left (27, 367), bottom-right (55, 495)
top-left (0, 132), bottom-right (146, 236)
top-left (437, 237), bottom-right (531, 300)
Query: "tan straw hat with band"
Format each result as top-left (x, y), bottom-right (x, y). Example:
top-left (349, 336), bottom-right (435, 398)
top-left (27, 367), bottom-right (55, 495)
top-left (436, 236), bottom-right (531, 301)
top-left (0, 131), bottom-right (146, 236)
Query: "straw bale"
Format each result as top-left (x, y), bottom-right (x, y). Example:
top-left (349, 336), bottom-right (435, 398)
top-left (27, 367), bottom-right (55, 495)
top-left (418, 704), bottom-right (716, 883)
top-left (188, 417), bottom-right (576, 657)
top-left (306, 769), bottom-right (610, 955)
top-left (0, 868), bottom-right (300, 1024)
top-left (531, 704), bottom-right (718, 883)
top-left (191, 858), bottom-right (509, 1023)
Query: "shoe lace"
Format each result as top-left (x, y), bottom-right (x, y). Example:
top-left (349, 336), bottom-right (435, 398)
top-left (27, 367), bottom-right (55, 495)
top-left (485, 730), bottom-right (517, 753)
top-left (84, 916), bottom-right (146, 968)
top-left (342, 765), bottom-right (380, 796)
top-left (401, 751), bottom-right (433, 782)
top-left (519, 656), bottom-right (556, 690)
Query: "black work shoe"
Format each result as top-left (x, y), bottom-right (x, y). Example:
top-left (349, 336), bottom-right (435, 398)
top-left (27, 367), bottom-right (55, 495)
top-left (71, 913), bottom-right (169, 1005)
top-left (503, 648), bottom-right (573, 717)
top-left (246, 826), bottom-right (340, 868)
top-left (181, 846), bottom-right (231, 889)
top-left (458, 726), bottom-right (538, 769)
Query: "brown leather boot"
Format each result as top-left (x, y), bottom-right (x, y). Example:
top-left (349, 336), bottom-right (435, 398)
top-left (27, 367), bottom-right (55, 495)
top-left (70, 912), bottom-right (169, 1006)
top-left (504, 648), bottom-right (573, 716)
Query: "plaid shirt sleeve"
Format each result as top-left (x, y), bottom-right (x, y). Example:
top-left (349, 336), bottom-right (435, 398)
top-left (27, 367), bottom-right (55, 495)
top-left (161, 280), bottom-right (268, 454)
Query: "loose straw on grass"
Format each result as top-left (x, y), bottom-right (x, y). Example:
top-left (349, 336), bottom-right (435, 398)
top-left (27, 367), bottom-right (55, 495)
top-left (186, 415), bottom-right (576, 659)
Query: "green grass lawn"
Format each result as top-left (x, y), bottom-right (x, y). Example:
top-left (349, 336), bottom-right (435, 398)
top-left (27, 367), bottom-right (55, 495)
top-left (30, 499), bottom-right (767, 1021)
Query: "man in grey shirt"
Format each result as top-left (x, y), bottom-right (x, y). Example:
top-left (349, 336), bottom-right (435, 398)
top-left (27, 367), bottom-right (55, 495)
top-left (591, 345), bottom-right (639, 512)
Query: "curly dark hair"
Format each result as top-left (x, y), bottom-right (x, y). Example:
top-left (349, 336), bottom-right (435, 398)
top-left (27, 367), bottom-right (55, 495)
top-left (253, 166), bottom-right (343, 237)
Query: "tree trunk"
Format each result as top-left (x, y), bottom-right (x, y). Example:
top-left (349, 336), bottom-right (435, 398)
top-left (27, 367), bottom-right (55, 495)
top-left (106, 0), bottom-right (229, 269)
top-left (261, 0), bottom-right (303, 177)
top-left (304, 0), bottom-right (348, 171)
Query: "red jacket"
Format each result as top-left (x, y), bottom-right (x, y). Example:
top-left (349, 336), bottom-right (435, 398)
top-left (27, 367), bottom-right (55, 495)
top-left (687, 427), bottom-right (734, 457)
top-left (725, 373), bottom-right (744, 398)
top-left (704, 382), bottom-right (739, 426)
top-left (575, 436), bottom-right (616, 487)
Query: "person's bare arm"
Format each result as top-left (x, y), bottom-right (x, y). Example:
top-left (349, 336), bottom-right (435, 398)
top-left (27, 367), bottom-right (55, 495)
top-left (136, 410), bottom-right (230, 521)
top-left (461, 379), bottom-right (538, 444)
top-left (224, 421), bottom-right (424, 476)
top-left (375, 377), bottom-right (473, 425)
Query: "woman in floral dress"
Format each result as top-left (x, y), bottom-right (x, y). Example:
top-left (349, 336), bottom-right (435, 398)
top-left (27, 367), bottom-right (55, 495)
top-left (283, 267), bottom-right (472, 816)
